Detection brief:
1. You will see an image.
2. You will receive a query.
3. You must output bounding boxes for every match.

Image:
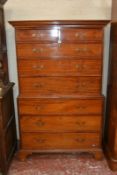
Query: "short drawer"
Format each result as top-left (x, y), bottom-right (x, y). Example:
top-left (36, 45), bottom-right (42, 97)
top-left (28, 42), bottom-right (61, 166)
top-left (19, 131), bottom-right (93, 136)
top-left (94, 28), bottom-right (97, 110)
top-left (16, 29), bottom-right (58, 42)
top-left (18, 59), bottom-right (102, 77)
top-left (21, 132), bottom-right (101, 150)
top-left (16, 28), bottom-right (103, 43)
top-left (19, 77), bottom-right (101, 96)
top-left (17, 43), bottom-right (102, 59)
top-left (61, 28), bottom-right (103, 42)
top-left (18, 98), bottom-right (104, 115)
top-left (20, 115), bottom-right (102, 132)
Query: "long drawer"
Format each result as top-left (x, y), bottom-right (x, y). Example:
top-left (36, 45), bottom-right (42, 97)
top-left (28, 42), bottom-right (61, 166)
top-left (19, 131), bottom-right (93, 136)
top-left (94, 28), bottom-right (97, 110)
top-left (21, 132), bottom-right (100, 150)
top-left (19, 77), bottom-right (101, 96)
top-left (20, 115), bottom-right (102, 132)
top-left (17, 43), bottom-right (102, 58)
top-left (18, 98), bottom-right (103, 115)
top-left (18, 59), bottom-right (102, 77)
top-left (16, 28), bottom-right (103, 43)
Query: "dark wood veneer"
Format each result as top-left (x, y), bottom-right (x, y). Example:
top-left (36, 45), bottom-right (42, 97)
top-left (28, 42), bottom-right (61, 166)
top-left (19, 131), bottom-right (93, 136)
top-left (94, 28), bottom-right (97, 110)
top-left (104, 9), bottom-right (117, 170)
top-left (0, 83), bottom-right (17, 175)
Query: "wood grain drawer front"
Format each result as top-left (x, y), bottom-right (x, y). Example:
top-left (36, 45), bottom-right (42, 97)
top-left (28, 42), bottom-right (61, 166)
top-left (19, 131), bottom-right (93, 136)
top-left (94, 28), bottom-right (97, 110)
top-left (16, 29), bottom-right (58, 42)
top-left (19, 98), bottom-right (103, 115)
top-left (21, 133), bottom-right (100, 150)
top-left (16, 29), bottom-right (103, 43)
top-left (17, 43), bottom-right (102, 59)
top-left (61, 29), bottom-right (103, 42)
top-left (18, 59), bottom-right (102, 77)
top-left (20, 115), bottom-right (102, 132)
top-left (19, 77), bottom-right (101, 96)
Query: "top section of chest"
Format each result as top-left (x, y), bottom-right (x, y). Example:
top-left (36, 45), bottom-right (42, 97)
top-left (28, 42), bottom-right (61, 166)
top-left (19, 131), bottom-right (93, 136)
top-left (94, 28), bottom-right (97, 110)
top-left (10, 20), bottom-right (109, 44)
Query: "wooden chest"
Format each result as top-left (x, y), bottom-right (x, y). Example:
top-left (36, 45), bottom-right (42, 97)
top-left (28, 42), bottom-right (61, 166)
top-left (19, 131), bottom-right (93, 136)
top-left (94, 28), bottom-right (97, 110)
top-left (104, 22), bottom-right (117, 171)
top-left (10, 20), bottom-right (108, 160)
top-left (0, 83), bottom-right (17, 175)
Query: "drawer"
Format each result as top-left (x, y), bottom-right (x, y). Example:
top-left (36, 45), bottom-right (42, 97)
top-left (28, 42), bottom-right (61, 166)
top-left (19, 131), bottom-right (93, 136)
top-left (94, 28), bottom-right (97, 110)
top-left (20, 115), bottom-right (102, 132)
top-left (16, 29), bottom-right (58, 42)
top-left (21, 132), bottom-right (101, 150)
top-left (17, 43), bottom-right (102, 59)
top-left (19, 77), bottom-right (101, 96)
top-left (61, 28), bottom-right (103, 42)
top-left (18, 59), bottom-right (102, 77)
top-left (18, 98), bottom-right (103, 115)
top-left (16, 28), bottom-right (103, 43)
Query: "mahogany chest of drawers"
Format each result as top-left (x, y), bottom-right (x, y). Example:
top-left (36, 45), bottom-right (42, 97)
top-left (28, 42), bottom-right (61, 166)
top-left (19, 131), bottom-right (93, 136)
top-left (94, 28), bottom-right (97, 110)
top-left (10, 20), bottom-right (108, 160)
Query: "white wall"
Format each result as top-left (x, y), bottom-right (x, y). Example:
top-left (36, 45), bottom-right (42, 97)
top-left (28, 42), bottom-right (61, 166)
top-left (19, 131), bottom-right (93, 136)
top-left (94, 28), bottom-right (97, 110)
top-left (4, 0), bottom-right (112, 138)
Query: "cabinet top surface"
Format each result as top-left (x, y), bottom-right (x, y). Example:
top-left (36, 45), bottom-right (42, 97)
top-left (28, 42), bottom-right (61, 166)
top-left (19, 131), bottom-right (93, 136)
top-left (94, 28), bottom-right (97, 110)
top-left (9, 20), bottom-right (110, 28)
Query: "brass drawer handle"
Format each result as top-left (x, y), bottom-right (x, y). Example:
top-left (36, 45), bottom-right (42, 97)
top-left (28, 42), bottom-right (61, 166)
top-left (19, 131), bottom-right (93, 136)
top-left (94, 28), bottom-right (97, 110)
top-left (32, 33), bottom-right (44, 37)
top-left (92, 144), bottom-right (97, 147)
top-left (32, 48), bottom-right (43, 53)
top-left (33, 84), bottom-right (43, 88)
top-left (76, 121), bottom-right (86, 126)
top-left (75, 32), bottom-right (87, 39)
top-left (75, 64), bottom-right (81, 69)
top-left (77, 106), bottom-right (86, 110)
top-left (35, 106), bottom-right (41, 110)
top-left (32, 33), bottom-right (36, 37)
top-left (76, 48), bottom-right (88, 52)
top-left (80, 83), bottom-right (86, 87)
top-left (33, 65), bottom-right (44, 70)
top-left (77, 83), bottom-right (87, 89)
top-left (83, 83), bottom-right (86, 86)
top-left (75, 64), bottom-right (87, 70)
top-left (75, 33), bottom-right (80, 37)
top-left (36, 138), bottom-right (45, 143)
top-left (36, 120), bottom-right (45, 127)
top-left (76, 138), bottom-right (85, 143)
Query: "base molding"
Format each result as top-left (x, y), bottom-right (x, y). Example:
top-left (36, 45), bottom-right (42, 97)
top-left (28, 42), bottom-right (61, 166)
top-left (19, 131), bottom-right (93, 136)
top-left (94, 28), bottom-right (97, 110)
top-left (104, 144), bottom-right (117, 171)
top-left (16, 148), bottom-right (104, 161)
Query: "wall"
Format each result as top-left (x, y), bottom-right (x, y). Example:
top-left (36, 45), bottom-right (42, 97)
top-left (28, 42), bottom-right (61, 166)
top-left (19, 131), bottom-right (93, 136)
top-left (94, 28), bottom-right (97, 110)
top-left (111, 0), bottom-right (117, 20)
top-left (4, 0), bottom-right (112, 138)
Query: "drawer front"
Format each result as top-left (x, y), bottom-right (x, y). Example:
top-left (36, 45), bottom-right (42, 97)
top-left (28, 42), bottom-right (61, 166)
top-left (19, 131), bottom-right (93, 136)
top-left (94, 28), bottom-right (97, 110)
top-left (18, 98), bottom-right (103, 115)
top-left (19, 77), bottom-right (101, 96)
top-left (17, 43), bottom-right (102, 58)
top-left (16, 29), bottom-right (58, 42)
top-left (21, 133), bottom-right (100, 150)
top-left (61, 29), bottom-right (103, 42)
top-left (20, 115), bottom-right (102, 132)
top-left (16, 29), bottom-right (103, 43)
top-left (18, 59), bottom-right (102, 77)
